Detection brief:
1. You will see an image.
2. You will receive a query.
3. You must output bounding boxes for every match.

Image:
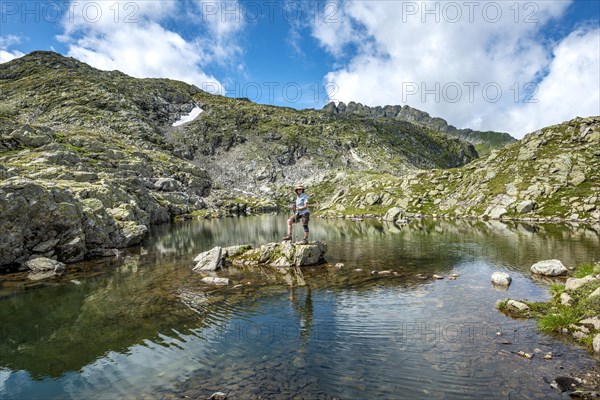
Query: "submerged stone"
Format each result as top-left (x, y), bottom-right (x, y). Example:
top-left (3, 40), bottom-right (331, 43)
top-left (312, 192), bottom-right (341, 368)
top-left (201, 277), bottom-right (229, 285)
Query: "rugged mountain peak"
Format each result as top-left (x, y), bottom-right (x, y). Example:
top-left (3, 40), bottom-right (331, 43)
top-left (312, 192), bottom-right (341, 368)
top-left (323, 101), bottom-right (516, 155)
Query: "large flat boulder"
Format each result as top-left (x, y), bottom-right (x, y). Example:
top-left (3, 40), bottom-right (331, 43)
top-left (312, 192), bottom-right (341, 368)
top-left (530, 259), bottom-right (568, 276)
top-left (26, 257), bottom-right (66, 273)
top-left (25, 257), bottom-right (66, 281)
top-left (229, 241), bottom-right (327, 268)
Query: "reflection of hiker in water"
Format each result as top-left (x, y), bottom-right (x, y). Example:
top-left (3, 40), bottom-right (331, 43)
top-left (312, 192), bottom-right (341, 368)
top-left (290, 286), bottom-right (313, 340)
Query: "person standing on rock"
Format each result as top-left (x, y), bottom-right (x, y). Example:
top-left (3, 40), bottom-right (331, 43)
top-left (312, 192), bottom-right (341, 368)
top-left (283, 185), bottom-right (310, 244)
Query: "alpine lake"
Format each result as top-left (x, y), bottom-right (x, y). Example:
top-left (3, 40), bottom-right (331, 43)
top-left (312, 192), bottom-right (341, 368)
top-left (1, 215), bottom-right (599, 399)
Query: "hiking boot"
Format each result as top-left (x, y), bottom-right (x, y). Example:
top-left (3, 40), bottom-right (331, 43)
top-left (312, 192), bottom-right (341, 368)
top-left (298, 239), bottom-right (309, 245)
top-left (282, 235), bottom-right (292, 241)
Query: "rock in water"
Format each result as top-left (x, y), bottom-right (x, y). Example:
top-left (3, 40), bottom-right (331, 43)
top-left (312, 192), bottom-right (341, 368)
top-left (25, 257), bottom-right (66, 280)
top-left (507, 300), bottom-right (530, 312)
top-left (383, 207), bottom-right (404, 222)
top-left (293, 241), bottom-right (327, 267)
top-left (209, 392), bottom-right (228, 400)
top-left (26, 257), bottom-right (66, 273)
top-left (491, 272), bottom-right (512, 286)
top-left (201, 277), bottom-right (229, 285)
top-left (229, 241), bottom-right (327, 268)
top-left (193, 247), bottom-right (223, 271)
top-left (530, 260), bottom-right (568, 276)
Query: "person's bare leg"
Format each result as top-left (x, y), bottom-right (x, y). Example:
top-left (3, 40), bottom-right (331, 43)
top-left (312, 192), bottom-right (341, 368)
top-left (283, 218), bottom-right (293, 240)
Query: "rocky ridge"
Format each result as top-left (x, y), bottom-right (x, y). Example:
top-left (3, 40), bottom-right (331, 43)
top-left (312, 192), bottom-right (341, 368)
top-left (315, 116), bottom-right (600, 222)
top-left (323, 101), bottom-right (516, 155)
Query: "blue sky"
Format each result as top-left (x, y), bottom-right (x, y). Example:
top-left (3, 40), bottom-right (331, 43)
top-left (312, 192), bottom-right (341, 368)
top-left (1, 0), bottom-right (599, 137)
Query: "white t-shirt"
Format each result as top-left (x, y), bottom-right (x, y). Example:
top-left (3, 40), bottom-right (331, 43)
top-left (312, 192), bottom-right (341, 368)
top-left (295, 193), bottom-right (310, 215)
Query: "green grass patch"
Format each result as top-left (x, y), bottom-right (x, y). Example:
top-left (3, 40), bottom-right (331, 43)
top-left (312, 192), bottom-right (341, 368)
top-left (190, 209), bottom-right (210, 218)
top-left (573, 263), bottom-right (600, 278)
top-left (549, 283), bottom-right (566, 296)
top-left (537, 306), bottom-right (582, 333)
top-left (63, 143), bottom-right (87, 154)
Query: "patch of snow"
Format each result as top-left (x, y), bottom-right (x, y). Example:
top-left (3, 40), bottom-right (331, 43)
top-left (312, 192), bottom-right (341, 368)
top-left (172, 106), bottom-right (203, 127)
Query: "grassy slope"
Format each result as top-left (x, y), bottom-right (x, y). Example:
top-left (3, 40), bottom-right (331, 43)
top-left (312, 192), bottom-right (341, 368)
top-left (314, 116), bottom-right (600, 221)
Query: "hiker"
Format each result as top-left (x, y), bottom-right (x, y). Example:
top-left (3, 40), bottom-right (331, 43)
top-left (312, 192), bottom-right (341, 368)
top-left (283, 185), bottom-right (310, 244)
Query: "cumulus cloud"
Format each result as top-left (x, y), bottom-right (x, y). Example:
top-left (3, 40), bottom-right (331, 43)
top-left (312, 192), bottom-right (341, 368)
top-left (0, 35), bottom-right (25, 63)
top-left (495, 27), bottom-right (600, 134)
top-left (312, 1), bottom-right (599, 137)
top-left (60, 0), bottom-right (246, 90)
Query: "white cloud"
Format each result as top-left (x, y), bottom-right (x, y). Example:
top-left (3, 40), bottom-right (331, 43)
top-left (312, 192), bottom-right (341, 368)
top-left (312, 1), bottom-right (599, 137)
top-left (59, 0), bottom-right (246, 90)
top-left (0, 35), bottom-right (25, 63)
top-left (496, 27), bottom-right (600, 134)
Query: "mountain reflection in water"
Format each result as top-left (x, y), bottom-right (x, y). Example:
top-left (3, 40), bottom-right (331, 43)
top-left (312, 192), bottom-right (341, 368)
top-left (0, 216), bottom-right (598, 399)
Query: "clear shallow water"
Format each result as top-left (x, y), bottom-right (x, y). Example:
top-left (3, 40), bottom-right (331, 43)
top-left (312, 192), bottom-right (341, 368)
top-left (1, 216), bottom-right (599, 399)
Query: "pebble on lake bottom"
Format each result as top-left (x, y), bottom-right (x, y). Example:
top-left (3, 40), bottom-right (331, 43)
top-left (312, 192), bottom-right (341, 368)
top-left (517, 351), bottom-right (533, 359)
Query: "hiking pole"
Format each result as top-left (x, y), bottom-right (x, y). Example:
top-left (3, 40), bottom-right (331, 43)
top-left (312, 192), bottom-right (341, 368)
top-left (291, 203), bottom-right (297, 243)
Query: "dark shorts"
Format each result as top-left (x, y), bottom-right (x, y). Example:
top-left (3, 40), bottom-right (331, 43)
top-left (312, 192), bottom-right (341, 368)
top-left (290, 212), bottom-right (310, 225)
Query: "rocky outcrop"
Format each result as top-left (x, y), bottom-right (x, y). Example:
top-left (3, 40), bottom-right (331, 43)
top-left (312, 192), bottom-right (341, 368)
top-left (0, 53), bottom-right (219, 270)
top-left (228, 241), bottom-right (327, 268)
top-left (191, 241), bottom-right (327, 273)
top-left (323, 101), bottom-right (516, 155)
top-left (190, 242), bottom-right (326, 287)
top-left (530, 260), bottom-right (569, 276)
top-left (25, 257), bottom-right (66, 280)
